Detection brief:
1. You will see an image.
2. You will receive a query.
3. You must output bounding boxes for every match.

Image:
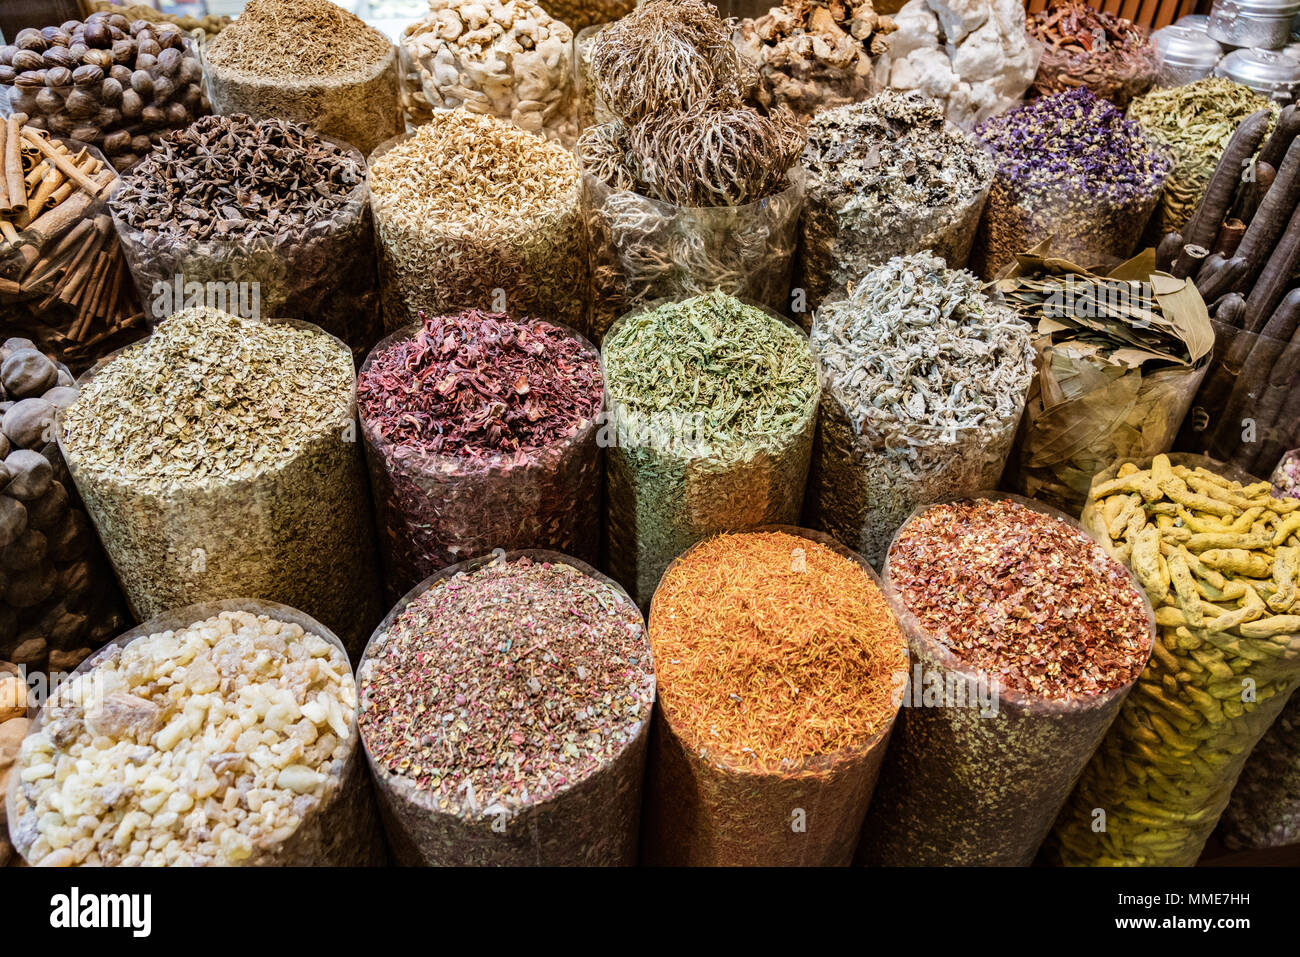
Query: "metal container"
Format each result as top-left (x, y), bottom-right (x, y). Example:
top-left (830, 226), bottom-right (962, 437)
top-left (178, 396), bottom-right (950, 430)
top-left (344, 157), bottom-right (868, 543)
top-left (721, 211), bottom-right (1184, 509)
top-left (1153, 26), bottom-right (1225, 87)
top-left (1215, 47), bottom-right (1300, 102)
top-left (1177, 14), bottom-right (1213, 30)
top-left (1209, 0), bottom-right (1300, 50)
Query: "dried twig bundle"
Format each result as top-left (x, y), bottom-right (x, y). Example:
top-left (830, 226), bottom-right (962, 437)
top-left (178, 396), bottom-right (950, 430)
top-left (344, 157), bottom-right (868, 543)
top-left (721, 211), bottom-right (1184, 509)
top-left (589, 0), bottom-right (748, 124)
top-left (576, 122), bottom-right (636, 192)
top-left (629, 104), bottom-right (804, 207)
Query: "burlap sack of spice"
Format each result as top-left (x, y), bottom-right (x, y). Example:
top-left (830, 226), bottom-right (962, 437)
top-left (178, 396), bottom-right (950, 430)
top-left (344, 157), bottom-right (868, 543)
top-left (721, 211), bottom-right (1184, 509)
top-left (1049, 453), bottom-right (1300, 866)
top-left (7, 599), bottom-right (387, 867)
top-left (996, 246), bottom-right (1213, 516)
top-left (859, 493), bottom-right (1155, 866)
top-left (356, 551), bottom-right (653, 866)
top-left (642, 526), bottom-right (906, 866)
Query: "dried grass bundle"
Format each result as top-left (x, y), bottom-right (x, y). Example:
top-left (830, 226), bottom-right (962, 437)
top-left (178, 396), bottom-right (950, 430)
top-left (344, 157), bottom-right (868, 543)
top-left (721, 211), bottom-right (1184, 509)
top-left (589, 0), bottom-right (748, 124)
top-left (629, 104), bottom-right (805, 207)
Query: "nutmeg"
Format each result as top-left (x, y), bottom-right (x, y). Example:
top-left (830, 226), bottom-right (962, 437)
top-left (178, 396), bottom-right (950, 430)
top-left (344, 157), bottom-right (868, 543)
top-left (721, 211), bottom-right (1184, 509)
top-left (70, 124), bottom-right (101, 144)
top-left (0, 66), bottom-right (16, 86)
top-left (95, 107), bottom-right (122, 129)
top-left (111, 152), bottom-right (139, 171)
top-left (109, 64), bottom-right (132, 84)
top-left (68, 43), bottom-right (88, 60)
top-left (156, 47), bottom-right (182, 77)
top-left (129, 70), bottom-right (153, 98)
top-left (14, 70), bottom-right (48, 90)
top-left (178, 57), bottom-right (202, 86)
top-left (12, 50), bottom-right (46, 72)
top-left (59, 21), bottom-right (81, 35)
top-left (41, 46), bottom-right (79, 70)
top-left (119, 88), bottom-right (143, 119)
top-left (14, 29), bottom-right (48, 53)
top-left (111, 39), bottom-right (135, 65)
top-left (141, 105), bottom-right (166, 128)
top-left (23, 115), bottom-right (47, 131)
top-left (72, 63), bottom-right (105, 87)
top-left (152, 77), bottom-right (175, 102)
top-left (43, 66), bottom-right (72, 88)
top-left (83, 22), bottom-right (112, 49)
top-left (130, 134), bottom-right (152, 155)
top-left (0, 46), bottom-right (16, 67)
top-left (108, 14), bottom-right (130, 32)
top-left (41, 27), bottom-right (70, 48)
top-left (82, 49), bottom-right (114, 70)
top-left (64, 88), bottom-right (99, 120)
top-left (134, 53), bottom-right (157, 73)
top-left (100, 76), bottom-right (123, 105)
top-left (165, 101), bottom-right (189, 127)
top-left (102, 129), bottom-right (131, 154)
top-left (156, 27), bottom-right (184, 50)
top-left (35, 87), bottom-right (65, 113)
top-left (46, 113), bottom-right (74, 135)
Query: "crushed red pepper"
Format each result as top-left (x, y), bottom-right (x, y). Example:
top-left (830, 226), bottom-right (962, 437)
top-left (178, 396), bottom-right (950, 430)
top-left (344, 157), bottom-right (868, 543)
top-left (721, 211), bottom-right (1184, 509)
top-left (887, 498), bottom-right (1150, 699)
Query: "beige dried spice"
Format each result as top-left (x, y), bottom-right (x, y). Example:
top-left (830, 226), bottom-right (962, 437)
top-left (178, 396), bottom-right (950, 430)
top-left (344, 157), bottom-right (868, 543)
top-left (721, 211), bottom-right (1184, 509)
top-left (369, 110), bottom-right (588, 332)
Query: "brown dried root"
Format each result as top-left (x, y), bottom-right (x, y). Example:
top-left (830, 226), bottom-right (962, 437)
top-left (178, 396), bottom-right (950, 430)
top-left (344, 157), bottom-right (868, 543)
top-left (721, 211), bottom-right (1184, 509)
top-left (628, 103), bottom-right (806, 207)
top-left (577, 122), bottom-right (637, 192)
top-left (589, 0), bottom-right (748, 124)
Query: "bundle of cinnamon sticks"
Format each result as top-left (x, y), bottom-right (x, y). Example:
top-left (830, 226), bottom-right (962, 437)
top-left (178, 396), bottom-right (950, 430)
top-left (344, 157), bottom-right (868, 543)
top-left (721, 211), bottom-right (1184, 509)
top-left (0, 115), bottom-right (143, 366)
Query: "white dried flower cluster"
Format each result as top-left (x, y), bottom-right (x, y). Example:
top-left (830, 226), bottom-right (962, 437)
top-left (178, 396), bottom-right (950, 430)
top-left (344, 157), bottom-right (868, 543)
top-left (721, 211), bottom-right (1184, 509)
top-left (404, 0), bottom-right (576, 142)
top-left (10, 611), bottom-right (357, 867)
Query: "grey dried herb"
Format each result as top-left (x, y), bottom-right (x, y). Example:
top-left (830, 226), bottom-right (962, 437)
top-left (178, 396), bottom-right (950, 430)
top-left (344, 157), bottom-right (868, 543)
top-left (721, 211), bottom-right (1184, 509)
top-left (58, 308), bottom-right (383, 658)
top-left (805, 252), bottom-right (1035, 567)
top-left (798, 91), bottom-right (995, 309)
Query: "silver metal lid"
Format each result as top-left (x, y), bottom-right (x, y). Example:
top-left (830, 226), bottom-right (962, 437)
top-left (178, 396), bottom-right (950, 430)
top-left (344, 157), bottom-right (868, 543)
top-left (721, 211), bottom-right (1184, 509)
top-left (1178, 14), bottom-right (1212, 29)
top-left (1153, 26), bottom-right (1226, 69)
top-left (1210, 0), bottom-right (1300, 17)
top-left (1215, 47), bottom-right (1300, 94)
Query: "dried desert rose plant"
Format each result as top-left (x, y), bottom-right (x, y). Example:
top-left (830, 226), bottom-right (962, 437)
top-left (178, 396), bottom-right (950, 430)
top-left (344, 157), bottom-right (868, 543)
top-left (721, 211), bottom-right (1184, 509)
top-left (735, 0), bottom-right (897, 124)
top-left (369, 110), bottom-right (587, 333)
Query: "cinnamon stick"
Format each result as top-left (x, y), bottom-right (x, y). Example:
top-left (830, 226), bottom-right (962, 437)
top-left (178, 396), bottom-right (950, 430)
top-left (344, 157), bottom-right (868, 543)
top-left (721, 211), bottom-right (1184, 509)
top-left (0, 121), bottom-right (9, 212)
top-left (21, 131), bottom-right (106, 197)
top-left (4, 117), bottom-right (26, 215)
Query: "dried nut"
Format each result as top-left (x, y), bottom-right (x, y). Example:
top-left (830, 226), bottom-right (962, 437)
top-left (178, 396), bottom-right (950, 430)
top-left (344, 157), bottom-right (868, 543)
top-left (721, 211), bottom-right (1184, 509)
top-left (0, 66), bottom-right (17, 86)
top-left (69, 124), bottom-right (101, 144)
top-left (44, 66), bottom-right (73, 88)
top-left (141, 104), bottom-right (166, 128)
top-left (156, 47), bottom-right (182, 77)
top-left (12, 50), bottom-right (46, 72)
top-left (134, 52), bottom-right (156, 73)
top-left (111, 39), bottom-right (135, 65)
top-left (109, 64), bottom-right (132, 85)
top-left (35, 87), bottom-right (64, 113)
top-left (157, 27), bottom-right (184, 50)
top-left (41, 47), bottom-right (78, 70)
top-left (14, 71), bottom-right (47, 90)
top-left (83, 22), bottom-right (112, 49)
top-left (72, 63), bottom-right (104, 87)
top-left (108, 14), bottom-right (131, 32)
top-left (164, 102), bottom-right (188, 127)
top-left (152, 77), bottom-right (175, 102)
top-left (82, 49), bottom-right (114, 70)
top-left (130, 134), bottom-right (152, 154)
top-left (178, 57), bottom-right (202, 86)
top-left (60, 21), bottom-right (81, 34)
top-left (136, 37), bottom-right (161, 59)
top-left (129, 70), bottom-right (153, 97)
top-left (0, 46), bottom-right (14, 67)
top-left (46, 114), bottom-right (74, 135)
top-left (41, 26), bottom-right (68, 47)
top-left (95, 107), bottom-right (122, 129)
top-left (64, 88), bottom-right (99, 120)
top-left (15, 29), bottom-right (49, 53)
top-left (68, 43), bottom-right (88, 60)
top-left (102, 129), bottom-right (131, 154)
top-left (100, 77), bottom-right (123, 105)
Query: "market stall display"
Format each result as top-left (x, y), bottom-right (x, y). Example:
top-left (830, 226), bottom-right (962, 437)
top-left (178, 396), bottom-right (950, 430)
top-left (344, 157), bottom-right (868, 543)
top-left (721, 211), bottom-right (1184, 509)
top-left (603, 291), bottom-right (820, 608)
top-left (356, 310), bottom-right (603, 601)
top-left (1151, 26), bottom-right (1224, 90)
top-left (108, 114), bottom-right (381, 362)
top-left (804, 253), bottom-right (1034, 567)
top-left (860, 495), bottom-right (1153, 866)
top-left (7, 600), bottom-right (386, 866)
top-left (1027, 0), bottom-right (1157, 109)
top-left (401, 0), bottom-right (577, 144)
top-left (0, 123), bottom-right (144, 373)
top-left (1050, 454), bottom-right (1300, 866)
top-left (57, 308), bottom-right (383, 660)
top-left (797, 91), bottom-right (993, 307)
top-left (643, 528), bottom-right (907, 865)
top-left (734, 0), bottom-right (897, 124)
top-left (369, 110), bottom-right (587, 333)
top-left (0, 338), bottom-right (127, 675)
top-left (0, 13), bottom-right (209, 172)
top-left (972, 89), bottom-right (1172, 279)
top-left (203, 0), bottom-right (402, 157)
top-left (358, 552), bottom-right (654, 865)
top-left (580, 0), bottom-right (805, 339)
top-left (1220, 691), bottom-right (1300, 848)
top-left (996, 250), bottom-right (1214, 516)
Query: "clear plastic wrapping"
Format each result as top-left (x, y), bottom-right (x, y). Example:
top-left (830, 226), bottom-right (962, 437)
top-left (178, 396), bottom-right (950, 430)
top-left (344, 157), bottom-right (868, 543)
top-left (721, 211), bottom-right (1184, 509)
top-left (573, 24), bottom-right (614, 133)
top-left (370, 133), bottom-right (588, 334)
top-left (1176, 318), bottom-right (1300, 478)
top-left (6, 598), bottom-right (386, 866)
top-left (0, 138), bottom-right (144, 374)
top-left (858, 493), bottom-right (1156, 866)
top-left (108, 135), bottom-right (382, 362)
top-left (971, 172), bottom-right (1168, 280)
top-left (358, 320), bottom-right (603, 601)
top-left (603, 300), bottom-right (820, 607)
top-left (396, 33), bottom-right (434, 130)
top-left (1049, 454), bottom-right (1300, 866)
top-left (57, 320), bottom-right (384, 661)
top-left (204, 43), bottom-right (402, 157)
top-left (583, 171), bottom-right (804, 342)
top-left (641, 525), bottom-right (904, 866)
top-left (1219, 690), bottom-right (1300, 849)
top-left (799, 168), bottom-right (990, 309)
top-left (357, 550), bottom-right (653, 865)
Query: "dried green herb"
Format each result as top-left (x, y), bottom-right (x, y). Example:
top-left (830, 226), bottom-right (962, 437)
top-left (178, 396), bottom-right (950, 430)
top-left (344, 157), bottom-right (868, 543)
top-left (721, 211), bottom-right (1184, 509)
top-left (58, 308), bottom-right (383, 658)
top-left (602, 291), bottom-right (820, 606)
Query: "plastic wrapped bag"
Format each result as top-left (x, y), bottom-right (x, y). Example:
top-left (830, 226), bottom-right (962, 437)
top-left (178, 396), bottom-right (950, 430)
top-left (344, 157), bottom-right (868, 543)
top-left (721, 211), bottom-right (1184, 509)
top-left (1048, 453), bottom-right (1300, 866)
top-left (1177, 318), bottom-right (1300, 479)
top-left (358, 318), bottom-right (603, 601)
top-left (602, 294), bottom-right (820, 607)
top-left (0, 135), bottom-right (145, 373)
top-left (642, 526), bottom-right (906, 866)
top-left (57, 316), bottom-right (384, 660)
top-left (859, 493), bottom-right (1155, 866)
top-left (357, 550), bottom-right (653, 865)
top-left (1219, 691), bottom-right (1300, 849)
top-left (7, 598), bottom-right (386, 866)
top-left (584, 171), bottom-right (804, 342)
top-left (109, 133), bottom-right (382, 362)
top-left (1030, 31), bottom-right (1159, 109)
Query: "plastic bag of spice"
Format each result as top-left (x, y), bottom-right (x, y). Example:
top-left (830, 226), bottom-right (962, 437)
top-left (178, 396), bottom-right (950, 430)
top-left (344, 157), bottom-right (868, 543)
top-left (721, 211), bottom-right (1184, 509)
top-left (56, 310), bottom-right (384, 661)
top-left (971, 88), bottom-right (1172, 279)
top-left (1218, 690), bottom-right (1300, 849)
top-left (357, 550), bottom-right (655, 866)
top-left (584, 171), bottom-right (805, 342)
top-left (642, 526), bottom-right (909, 866)
top-left (858, 493), bottom-right (1156, 866)
top-left (356, 313), bottom-right (604, 601)
top-left (1048, 453), bottom-right (1300, 866)
top-left (602, 292), bottom-right (821, 607)
top-left (0, 337), bottom-right (129, 675)
top-left (202, 0), bottom-right (402, 157)
top-left (368, 117), bottom-right (588, 335)
top-left (1027, 2), bottom-right (1159, 109)
top-left (7, 598), bottom-right (386, 866)
top-left (108, 118), bottom-right (382, 363)
top-left (0, 133), bottom-right (146, 373)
